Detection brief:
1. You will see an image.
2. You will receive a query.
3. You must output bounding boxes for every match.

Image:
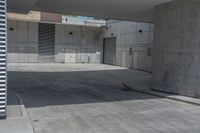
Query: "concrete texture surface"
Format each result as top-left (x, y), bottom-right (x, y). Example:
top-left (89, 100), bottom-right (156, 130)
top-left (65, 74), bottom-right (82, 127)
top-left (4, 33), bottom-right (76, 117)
top-left (104, 20), bottom-right (153, 72)
top-left (7, 63), bottom-right (200, 133)
top-left (7, 20), bottom-right (104, 64)
top-left (152, 0), bottom-right (200, 98)
top-left (0, 91), bottom-right (34, 133)
top-left (8, 19), bottom-right (153, 72)
top-left (124, 81), bottom-right (200, 106)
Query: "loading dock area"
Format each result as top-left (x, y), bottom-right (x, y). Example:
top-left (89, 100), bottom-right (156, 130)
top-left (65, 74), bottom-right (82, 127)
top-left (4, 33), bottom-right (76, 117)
top-left (1, 0), bottom-right (200, 132)
top-left (2, 63), bottom-right (200, 133)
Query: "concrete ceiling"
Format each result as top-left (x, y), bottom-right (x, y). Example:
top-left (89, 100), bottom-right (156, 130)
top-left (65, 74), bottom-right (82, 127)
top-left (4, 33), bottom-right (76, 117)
top-left (7, 0), bottom-right (173, 22)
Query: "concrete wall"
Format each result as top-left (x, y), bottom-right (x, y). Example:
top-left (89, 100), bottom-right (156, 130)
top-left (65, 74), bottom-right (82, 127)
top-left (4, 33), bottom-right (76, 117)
top-left (55, 25), bottom-right (103, 63)
top-left (104, 20), bottom-right (154, 72)
top-left (8, 20), bottom-right (38, 63)
top-left (8, 19), bottom-right (153, 69)
top-left (152, 0), bottom-right (200, 98)
top-left (7, 20), bottom-right (103, 63)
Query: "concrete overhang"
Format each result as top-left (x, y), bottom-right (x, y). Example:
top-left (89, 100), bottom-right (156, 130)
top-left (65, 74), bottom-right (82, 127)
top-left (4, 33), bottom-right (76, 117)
top-left (7, 0), bottom-right (173, 22)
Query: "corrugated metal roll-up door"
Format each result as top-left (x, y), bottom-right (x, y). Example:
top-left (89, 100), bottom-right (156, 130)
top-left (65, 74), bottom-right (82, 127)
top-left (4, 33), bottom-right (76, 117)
top-left (103, 37), bottom-right (116, 65)
top-left (38, 23), bottom-right (55, 63)
top-left (0, 0), bottom-right (7, 119)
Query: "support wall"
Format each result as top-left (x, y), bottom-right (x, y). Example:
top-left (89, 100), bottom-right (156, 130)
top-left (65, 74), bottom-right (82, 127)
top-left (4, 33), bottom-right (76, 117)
top-left (152, 0), bottom-right (200, 98)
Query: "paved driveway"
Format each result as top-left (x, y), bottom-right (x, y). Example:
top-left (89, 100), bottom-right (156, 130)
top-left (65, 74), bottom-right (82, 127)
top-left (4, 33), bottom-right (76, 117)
top-left (8, 63), bottom-right (200, 133)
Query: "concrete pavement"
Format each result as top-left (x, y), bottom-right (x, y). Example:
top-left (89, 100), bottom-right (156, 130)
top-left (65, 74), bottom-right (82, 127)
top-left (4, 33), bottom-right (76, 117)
top-left (0, 91), bottom-right (34, 133)
top-left (4, 63), bottom-right (200, 133)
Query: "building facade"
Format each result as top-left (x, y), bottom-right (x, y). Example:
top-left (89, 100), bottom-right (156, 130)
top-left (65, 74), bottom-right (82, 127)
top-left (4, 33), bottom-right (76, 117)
top-left (103, 20), bottom-right (154, 72)
top-left (7, 13), bottom-right (154, 73)
top-left (7, 20), bottom-right (104, 64)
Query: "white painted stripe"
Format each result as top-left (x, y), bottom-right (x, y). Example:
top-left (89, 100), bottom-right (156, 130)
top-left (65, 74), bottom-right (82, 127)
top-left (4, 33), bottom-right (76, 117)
top-left (0, 101), bottom-right (5, 104)
top-left (0, 105), bottom-right (5, 108)
top-left (0, 110), bottom-right (5, 113)
top-left (0, 71), bottom-right (6, 74)
top-left (0, 97), bottom-right (5, 100)
top-left (0, 84), bottom-right (5, 87)
top-left (0, 93), bottom-right (5, 95)
top-left (0, 0), bottom-right (6, 116)
top-left (0, 41), bottom-right (5, 43)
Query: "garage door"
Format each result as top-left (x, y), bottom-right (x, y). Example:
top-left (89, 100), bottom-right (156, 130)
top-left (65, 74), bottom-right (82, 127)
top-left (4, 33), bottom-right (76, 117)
top-left (38, 23), bottom-right (55, 63)
top-left (103, 37), bottom-right (116, 65)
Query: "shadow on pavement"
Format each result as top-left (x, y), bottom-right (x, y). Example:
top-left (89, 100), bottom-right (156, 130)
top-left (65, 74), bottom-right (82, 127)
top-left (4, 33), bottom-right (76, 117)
top-left (8, 69), bottom-right (155, 108)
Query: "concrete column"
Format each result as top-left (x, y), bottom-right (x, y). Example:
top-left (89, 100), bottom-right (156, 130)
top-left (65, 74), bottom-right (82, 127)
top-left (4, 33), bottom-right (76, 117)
top-left (152, 0), bottom-right (200, 98)
top-left (0, 0), bottom-right (7, 119)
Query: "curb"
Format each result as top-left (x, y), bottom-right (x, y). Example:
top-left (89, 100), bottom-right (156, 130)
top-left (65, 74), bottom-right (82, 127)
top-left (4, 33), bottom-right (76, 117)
top-left (123, 81), bottom-right (200, 106)
top-left (10, 90), bottom-right (28, 117)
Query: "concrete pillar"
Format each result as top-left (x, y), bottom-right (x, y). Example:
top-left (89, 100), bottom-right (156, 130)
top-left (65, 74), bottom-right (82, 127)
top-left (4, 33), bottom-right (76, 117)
top-left (0, 0), bottom-right (7, 119)
top-left (152, 0), bottom-right (200, 98)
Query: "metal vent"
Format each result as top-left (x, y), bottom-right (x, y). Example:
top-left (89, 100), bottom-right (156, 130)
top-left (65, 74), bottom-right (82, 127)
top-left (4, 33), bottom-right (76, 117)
top-left (38, 23), bottom-right (55, 63)
top-left (0, 0), bottom-right (7, 119)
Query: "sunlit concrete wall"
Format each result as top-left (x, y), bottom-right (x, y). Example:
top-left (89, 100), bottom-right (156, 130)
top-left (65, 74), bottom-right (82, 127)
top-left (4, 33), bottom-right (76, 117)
top-left (152, 0), bottom-right (200, 98)
top-left (8, 19), bottom-right (154, 69)
top-left (7, 20), bottom-right (38, 63)
top-left (55, 25), bottom-right (103, 63)
top-left (104, 20), bottom-right (154, 72)
top-left (7, 20), bottom-right (103, 63)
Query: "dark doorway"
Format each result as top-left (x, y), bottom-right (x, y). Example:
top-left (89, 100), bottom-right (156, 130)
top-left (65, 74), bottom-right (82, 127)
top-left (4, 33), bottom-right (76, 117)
top-left (103, 37), bottom-right (116, 65)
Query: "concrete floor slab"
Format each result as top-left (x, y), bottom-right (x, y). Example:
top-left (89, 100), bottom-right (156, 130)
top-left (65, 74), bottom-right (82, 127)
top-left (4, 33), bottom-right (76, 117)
top-left (7, 63), bottom-right (200, 133)
top-left (0, 91), bottom-right (34, 133)
top-left (0, 118), bottom-right (34, 133)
